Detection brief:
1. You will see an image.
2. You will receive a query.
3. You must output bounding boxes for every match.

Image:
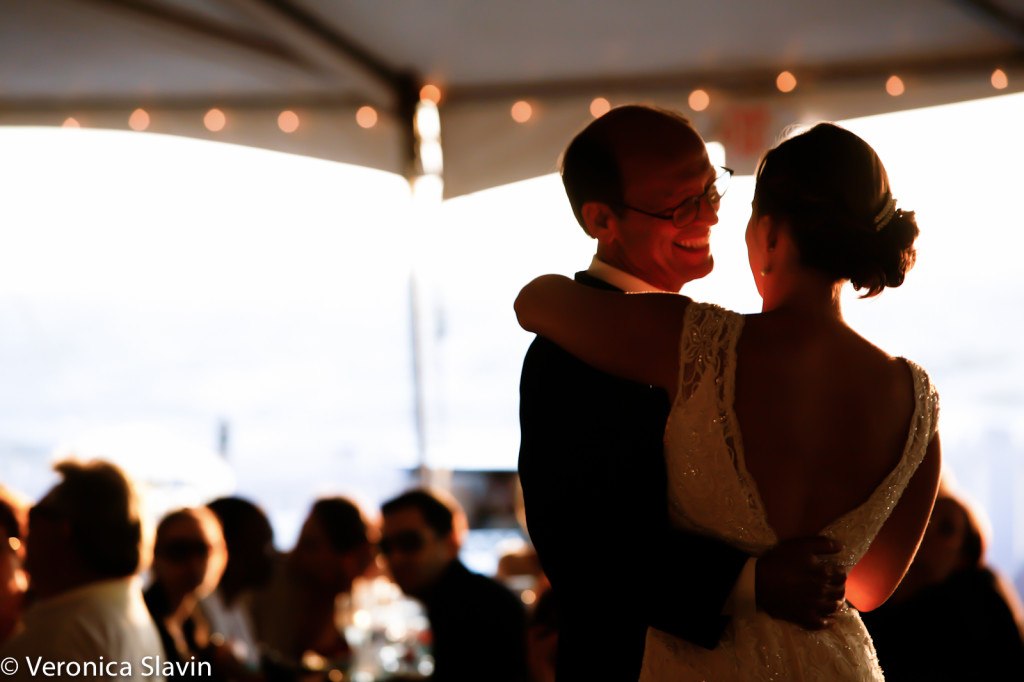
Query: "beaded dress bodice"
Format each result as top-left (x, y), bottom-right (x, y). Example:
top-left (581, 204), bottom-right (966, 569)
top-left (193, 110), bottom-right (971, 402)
top-left (639, 302), bottom-right (939, 682)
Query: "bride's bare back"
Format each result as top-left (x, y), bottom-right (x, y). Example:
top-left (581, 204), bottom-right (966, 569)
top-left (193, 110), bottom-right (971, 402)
top-left (734, 313), bottom-right (917, 541)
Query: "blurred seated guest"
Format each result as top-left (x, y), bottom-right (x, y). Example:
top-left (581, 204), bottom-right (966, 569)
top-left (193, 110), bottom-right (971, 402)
top-left (0, 489), bottom-right (27, 646)
top-left (380, 489), bottom-right (527, 682)
top-left (862, 482), bottom-right (1024, 680)
top-left (0, 460), bottom-right (165, 681)
top-left (203, 496), bottom-right (275, 673)
top-left (495, 540), bottom-right (547, 591)
top-left (525, 587), bottom-right (557, 682)
top-left (145, 507), bottom-right (229, 680)
top-left (251, 497), bottom-right (375, 670)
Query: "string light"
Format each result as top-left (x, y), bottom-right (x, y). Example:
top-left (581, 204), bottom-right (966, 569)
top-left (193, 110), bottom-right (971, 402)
top-left (128, 108), bottom-right (150, 131)
top-left (688, 89), bottom-right (710, 112)
top-left (511, 100), bottom-right (533, 123)
top-left (43, 61), bottom-right (1014, 142)
top-left (278, 110), bottom-right (299, 133)
top-left (776, 71), bottom-right (797, 93)
top-left (356, 106), bottom-right (378, 129)
top-left (420, 84), bottom-right (442, 104)
top-left (204, 108), bottom-right (226, 132)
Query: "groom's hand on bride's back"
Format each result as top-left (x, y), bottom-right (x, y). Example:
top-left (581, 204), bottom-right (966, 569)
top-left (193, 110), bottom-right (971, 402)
top-left (755, 537), bottom-right (847, 630)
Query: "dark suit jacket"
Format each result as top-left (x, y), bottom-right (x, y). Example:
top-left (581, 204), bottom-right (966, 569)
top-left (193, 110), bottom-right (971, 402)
top-left (423, 560), bottom-right (527, 682)
top-left (518, 270), bottom-right (748, 681)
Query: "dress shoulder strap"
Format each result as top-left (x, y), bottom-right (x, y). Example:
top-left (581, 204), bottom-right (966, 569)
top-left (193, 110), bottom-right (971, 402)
top-left (675, 302), bottom-right (745, 405)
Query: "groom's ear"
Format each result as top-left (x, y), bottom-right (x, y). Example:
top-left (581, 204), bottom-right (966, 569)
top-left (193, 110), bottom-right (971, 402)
top-left (581, 202), bottom-right (619, 243)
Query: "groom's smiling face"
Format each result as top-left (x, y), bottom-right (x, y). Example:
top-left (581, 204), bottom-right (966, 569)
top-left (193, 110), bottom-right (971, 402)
top-left (597, 124), bottom-right (719, 292)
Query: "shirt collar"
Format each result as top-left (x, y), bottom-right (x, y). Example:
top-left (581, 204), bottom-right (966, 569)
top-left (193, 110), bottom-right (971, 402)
top-left (586, 256), bottom-right (674, 293)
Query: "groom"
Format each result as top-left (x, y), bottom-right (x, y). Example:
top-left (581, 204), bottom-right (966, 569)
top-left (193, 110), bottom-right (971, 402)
top-left (518, 105), bottom-right (846, 680)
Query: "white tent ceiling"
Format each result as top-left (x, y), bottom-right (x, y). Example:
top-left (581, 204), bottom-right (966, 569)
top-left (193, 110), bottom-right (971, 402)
top-left (3, 0), bottom-right (1023, 195)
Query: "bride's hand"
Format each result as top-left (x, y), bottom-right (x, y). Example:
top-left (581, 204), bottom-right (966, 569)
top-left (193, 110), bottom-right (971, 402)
top-left (756, 536), bottom-right (848, 630)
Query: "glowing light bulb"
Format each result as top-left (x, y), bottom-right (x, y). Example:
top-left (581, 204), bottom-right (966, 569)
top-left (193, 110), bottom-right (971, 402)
top-left (776, 71), bottom-right (797, 93)
top-left (204, 108), bottom-right (226, 132)
top-left (62, 117), bottom-right (80, 128)
top-left (590, 97), bottom-right (611, 118)
top-left (511, 100), bottom-right (533, 123)
top-left (419, 139), bottom-right (443, 175)
top-left (415, 101), bottom-right (441, 139)
top-left (688, 89), bottom-right (710, 112)
top-left (278, 110), bottom-right (299, 133)
top-left (356, 106), bottom-right (378, 129)
top-left (129, 108), bottom-right (150, 131)
top-left (886, 76), bottom-right (905, 97)
top-left (992, 69), bottom-right (1008, 90)
top-left (420, 84), bottom-right (442, 104)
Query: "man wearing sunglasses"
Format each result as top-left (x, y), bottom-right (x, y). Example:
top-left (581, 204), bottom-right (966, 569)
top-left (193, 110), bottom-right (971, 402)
top-left (518, 105), bottom-right (846, 681)
top-left (380, 489), bottom-right (526, 682)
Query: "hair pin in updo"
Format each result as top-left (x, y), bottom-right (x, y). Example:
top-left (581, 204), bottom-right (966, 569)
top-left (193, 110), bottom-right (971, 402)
top-left (873, 194), bottom-right (897, 231)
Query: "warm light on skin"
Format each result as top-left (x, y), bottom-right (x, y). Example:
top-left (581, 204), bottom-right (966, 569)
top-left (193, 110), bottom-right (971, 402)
top-left (511, 100), bottom-right (533, 123)
top-left (420, 84), bottom-right (442, 104)
top-left (129, 109), bottom-right (150, 132)
top-left (776, 71), bottom-right (797, 93)
top-left (356, 106), bottom-right (378, 129)
top-left (278, 110), bottom-right (300, 133)
top-left (688, 89), bottom-right (710, 111)
top-left (886, 76), bottom-right (905, 96)
top-left (204, 108), bottom-right (226, 132)
top-left (992, 69), bottom-right (1009, 90)
top-left (590, 97), bottom-right (611, 117)
top-left (62, 117), bottom-right (80, 128)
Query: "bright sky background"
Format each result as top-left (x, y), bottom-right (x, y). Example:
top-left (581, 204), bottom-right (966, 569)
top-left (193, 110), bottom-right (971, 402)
top-left (1, 92), bottom-right (1022, 577)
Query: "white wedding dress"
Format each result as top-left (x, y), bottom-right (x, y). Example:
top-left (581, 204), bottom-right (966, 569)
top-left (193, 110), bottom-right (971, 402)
top-left (639, 303), bottom-right (939, 681)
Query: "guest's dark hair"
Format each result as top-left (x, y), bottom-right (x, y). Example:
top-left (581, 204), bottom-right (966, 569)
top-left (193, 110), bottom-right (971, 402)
top-left (381, 488), bottom-right (459, 538)
top-left (561, 105), bottom-right (694, 234)
top-left (310, 497), bottom-right (368, 553)
top-left (753, 123), bottom-right (919, 297)
top-left (208, 496), bottom-right (273, 549)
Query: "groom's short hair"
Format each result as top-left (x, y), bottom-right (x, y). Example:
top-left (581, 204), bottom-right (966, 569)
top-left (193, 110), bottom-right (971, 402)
top-left (560, 105), bottom-right (695, 235)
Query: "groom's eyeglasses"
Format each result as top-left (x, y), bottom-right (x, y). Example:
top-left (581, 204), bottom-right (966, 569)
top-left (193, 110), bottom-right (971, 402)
top-left (616, 166), bottom-right (733, 228)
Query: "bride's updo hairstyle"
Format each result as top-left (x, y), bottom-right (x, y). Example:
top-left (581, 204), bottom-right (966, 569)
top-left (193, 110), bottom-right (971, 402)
top-left (752, 123), bottom-right (919, 297)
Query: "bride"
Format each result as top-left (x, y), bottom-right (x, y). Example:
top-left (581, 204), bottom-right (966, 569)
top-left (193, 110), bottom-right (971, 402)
top-left (515, 123), bottom-right (941, 680)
